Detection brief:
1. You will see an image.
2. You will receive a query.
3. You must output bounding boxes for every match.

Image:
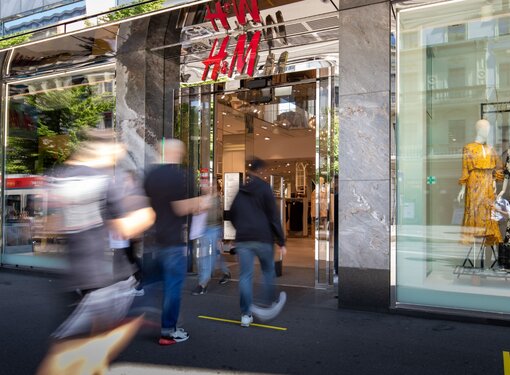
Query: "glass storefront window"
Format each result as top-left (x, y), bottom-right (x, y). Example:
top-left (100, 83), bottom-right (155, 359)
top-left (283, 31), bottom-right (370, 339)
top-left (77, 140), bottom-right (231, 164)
top-left (397, 0), bottom-right (510, 314)
top-left (2, 67), bottom-right (116, 269)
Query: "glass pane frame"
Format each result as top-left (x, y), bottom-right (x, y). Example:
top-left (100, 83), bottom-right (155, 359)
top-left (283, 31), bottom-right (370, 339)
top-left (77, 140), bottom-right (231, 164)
top-left (1, 64), bottom-right (116, 270)
top-left (395, 0), bottom-right (510, 315)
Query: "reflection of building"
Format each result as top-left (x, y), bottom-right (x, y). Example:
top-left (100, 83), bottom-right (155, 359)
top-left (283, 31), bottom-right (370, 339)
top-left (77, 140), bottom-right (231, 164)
top-left (8, 0), bottom-right (510, 322)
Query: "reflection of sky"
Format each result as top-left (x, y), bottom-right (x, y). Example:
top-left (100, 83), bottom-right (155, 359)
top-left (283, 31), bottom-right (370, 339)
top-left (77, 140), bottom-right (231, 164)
top-left (4, 1), bottom-right (86, 35)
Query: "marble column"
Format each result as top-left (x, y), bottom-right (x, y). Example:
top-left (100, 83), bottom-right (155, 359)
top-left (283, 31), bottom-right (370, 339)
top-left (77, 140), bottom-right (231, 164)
top-left (337, 0), bottom-right (391, 310)
top-left (115, 11), bottom-right (181, 172)
top-left (115, 11), bottom-right (181, 254)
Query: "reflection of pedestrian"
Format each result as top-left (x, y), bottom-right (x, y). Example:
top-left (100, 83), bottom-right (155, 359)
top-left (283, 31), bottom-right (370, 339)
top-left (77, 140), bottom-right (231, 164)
top-left (192, 182), bottom-right (231, 295)
top-left (37, 130), bottom-right (155, 375)
top-left (230, 158), bottom-right (287, 327)
top-left (144, 139), bottom-right (210, 345)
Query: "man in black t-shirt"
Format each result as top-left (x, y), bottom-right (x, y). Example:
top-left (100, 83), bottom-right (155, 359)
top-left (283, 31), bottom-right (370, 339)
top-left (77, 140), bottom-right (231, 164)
top-left (144, 139), bottom-right (210, 345)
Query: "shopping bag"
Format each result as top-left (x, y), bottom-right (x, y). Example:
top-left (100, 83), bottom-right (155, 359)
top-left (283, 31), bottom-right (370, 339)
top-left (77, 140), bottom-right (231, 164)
top-left (275, 247), bottom-right (283, 277)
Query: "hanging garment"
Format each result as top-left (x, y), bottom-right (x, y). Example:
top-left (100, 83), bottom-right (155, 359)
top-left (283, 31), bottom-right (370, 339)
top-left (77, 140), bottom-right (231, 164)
top-left (459, 142), bottom-right (504, 245)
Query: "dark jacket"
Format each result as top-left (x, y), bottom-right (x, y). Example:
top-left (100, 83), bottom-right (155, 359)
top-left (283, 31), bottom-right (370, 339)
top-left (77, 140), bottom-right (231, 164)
top-left (229, 175), bottom-right (285, 246)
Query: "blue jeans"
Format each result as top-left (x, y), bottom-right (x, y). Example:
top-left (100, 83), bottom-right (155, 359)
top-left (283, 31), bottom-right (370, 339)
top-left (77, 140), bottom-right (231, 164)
top-left (198, 226), bottom-right (229, 286)
top-left (237, 242), bottom-right (275, 315)
top-left (157, 246), bottom-right (187, 333)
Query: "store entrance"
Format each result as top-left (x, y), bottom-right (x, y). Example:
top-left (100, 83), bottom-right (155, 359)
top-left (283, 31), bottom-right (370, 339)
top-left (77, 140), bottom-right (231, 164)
top-left (177, 68), bottom-right (335, 288)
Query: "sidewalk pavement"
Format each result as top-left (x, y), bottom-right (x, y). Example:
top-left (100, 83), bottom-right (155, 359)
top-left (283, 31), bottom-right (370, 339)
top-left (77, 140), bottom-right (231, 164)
top-left (1, 268), bottom-right (510, 375)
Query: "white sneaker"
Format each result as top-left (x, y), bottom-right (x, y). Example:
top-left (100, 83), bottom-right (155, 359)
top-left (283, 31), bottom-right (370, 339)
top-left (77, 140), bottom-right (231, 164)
top-left (132, 288), bottom-right (145, 297)
top-left (170, 327), bottom-right (189, 342)
top-left (250, 291), bottom-right (287, 322)
top-left (241, 314), bottom-right (253, 327)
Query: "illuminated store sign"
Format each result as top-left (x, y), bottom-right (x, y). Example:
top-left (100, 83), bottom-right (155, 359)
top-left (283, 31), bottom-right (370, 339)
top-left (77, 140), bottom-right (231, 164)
top-left (201, 0), bottom-right (286, 81)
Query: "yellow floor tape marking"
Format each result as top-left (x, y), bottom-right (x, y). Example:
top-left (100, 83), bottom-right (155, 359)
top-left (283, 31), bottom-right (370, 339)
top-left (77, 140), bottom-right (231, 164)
top-left (503, 352), bottom-right (510, 375)
top-left (198, 315), bottom-right (287, 331)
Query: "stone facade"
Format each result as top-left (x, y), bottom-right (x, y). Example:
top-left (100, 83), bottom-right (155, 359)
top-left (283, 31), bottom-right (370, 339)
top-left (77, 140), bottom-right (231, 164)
top-left (337, 0), bottom-right (391, 310)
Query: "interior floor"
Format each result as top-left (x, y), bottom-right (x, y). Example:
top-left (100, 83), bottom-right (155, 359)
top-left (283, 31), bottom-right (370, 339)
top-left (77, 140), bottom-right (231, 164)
top-left (221, 237), bottom-right (316, 288)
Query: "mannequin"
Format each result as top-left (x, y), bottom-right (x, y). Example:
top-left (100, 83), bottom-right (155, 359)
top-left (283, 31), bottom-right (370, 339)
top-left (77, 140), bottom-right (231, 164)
top-left (457, 119), bottom-right (503, 267)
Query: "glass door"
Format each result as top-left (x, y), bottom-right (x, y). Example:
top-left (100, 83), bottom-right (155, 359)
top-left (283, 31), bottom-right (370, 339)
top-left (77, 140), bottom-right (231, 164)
top-left (315, 68), bottom-right (336, 287)
top-left (177, 67), bottom-right (336, 288)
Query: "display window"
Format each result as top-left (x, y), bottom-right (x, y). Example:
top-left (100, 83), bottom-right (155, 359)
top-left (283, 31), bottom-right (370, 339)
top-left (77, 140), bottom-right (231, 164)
top-left (2, 67), bottom-right (116, 269)
top-left (397, 0), bottom-right (510, 314)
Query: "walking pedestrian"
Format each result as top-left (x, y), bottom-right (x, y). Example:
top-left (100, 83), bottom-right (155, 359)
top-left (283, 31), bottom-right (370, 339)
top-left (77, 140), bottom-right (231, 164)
top-left (111, 171), bottom-right (145, 296)
top-left (229, 158), bottom-right (287, 327)
top-left (191, 181), bottom-right (231, 295)
top-left (144, 138), bottom-right (211, 345)
top-left (37, 130), bottom-right (155, 375)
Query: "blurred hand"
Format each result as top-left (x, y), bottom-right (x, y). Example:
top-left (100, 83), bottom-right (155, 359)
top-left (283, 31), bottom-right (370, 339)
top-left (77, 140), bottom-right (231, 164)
top-left (279, 245), bottom-right (287, 257)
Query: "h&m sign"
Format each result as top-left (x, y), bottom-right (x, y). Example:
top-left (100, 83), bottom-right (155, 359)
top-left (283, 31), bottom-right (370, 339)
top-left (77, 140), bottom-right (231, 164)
top-left (201, 0), bottom-right (287, 81)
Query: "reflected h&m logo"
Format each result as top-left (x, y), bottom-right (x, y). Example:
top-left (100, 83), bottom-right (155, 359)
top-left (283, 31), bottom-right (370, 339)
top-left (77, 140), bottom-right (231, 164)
top-left (205, 0), bottom-right (261, 31)
top-left (201, 0), bottom-right (287, 81)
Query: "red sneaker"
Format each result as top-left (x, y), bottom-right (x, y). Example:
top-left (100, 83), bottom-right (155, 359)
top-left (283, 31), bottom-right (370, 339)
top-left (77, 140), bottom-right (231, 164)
top-left (158, 336), bottom-right (177, 346)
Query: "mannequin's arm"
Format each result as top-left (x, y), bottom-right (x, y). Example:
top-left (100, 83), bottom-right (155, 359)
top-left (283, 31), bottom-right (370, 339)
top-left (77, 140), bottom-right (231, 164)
top-left (457, 184), bottom-right (466, 203)
top-left (498, 178), bottom-right (508, 199)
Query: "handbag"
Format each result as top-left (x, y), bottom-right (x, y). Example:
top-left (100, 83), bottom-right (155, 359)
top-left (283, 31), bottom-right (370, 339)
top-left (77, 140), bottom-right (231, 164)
top-left (274, 247), bottom-right (283, 277)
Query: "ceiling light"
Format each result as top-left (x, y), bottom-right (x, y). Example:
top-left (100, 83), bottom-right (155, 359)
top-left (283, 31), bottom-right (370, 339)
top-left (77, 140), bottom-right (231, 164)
top-left (226, 124), bottom-right (231, 127)
top-left (264, 137), bottom-right (270, 141)
top-left (256, 133), bottom-right (260, 136)
top-left (261, 125), bottom-right (268, 130)
top-left (222, 112), bottom-right (227, 115)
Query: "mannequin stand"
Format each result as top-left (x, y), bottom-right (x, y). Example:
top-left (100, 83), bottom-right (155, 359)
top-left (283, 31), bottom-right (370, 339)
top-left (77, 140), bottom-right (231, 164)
top-left (461, 237), bottom-right (497, 269)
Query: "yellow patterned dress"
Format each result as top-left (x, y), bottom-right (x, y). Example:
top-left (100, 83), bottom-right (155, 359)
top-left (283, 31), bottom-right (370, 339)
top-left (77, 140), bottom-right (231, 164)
top-left (459, 142), bottom-right (503, 245)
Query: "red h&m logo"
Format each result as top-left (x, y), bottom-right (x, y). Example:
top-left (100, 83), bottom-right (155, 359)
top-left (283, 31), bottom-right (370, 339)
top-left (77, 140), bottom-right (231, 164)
top-left (201, 0), bottom-right (263, 81)
top-left (202, 31), bottom-right (261, 81)
top-left (205, 0), bottom-right (261, 31)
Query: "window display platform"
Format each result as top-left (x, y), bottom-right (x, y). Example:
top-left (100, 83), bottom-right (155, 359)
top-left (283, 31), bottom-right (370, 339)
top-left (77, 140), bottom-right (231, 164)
top-left (453, 265), bottom-right (510, 281)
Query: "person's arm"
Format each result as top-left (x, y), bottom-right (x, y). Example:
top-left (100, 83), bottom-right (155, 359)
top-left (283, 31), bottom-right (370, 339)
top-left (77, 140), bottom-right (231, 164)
top-left (171, 195), bottom-right (211, 216)
top-left (458, 146), bottom-right (469, 203)
top-left (499, 179), bottom-right (508, 200)
top-left (110, 207), bottom-right (156, 238)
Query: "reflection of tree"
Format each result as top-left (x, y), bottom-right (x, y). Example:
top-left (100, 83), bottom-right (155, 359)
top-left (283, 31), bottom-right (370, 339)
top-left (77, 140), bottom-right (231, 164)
top-left (0, 31), bottom-right (32, 49)
top-left (332, 111), bottom-right (339, 175)
top-left (6, 85), bottom-right (114, 174)
top-left (318, 108), bottom-right (339, 177)
top-left (102, 0), bottom-right (164, 22)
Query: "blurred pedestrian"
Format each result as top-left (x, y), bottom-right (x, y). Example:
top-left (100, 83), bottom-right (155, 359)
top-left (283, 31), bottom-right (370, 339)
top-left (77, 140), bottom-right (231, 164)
top-left (191, 181), bottom-right (231, 295)
top-left (37, 129), bottom-right (155, 375)
top-left (229, 158), bottom-right (287, 327)
top-left (111, 171), bottom-right (145, 296)
top-left (144, 138), bottom-right (210, 345)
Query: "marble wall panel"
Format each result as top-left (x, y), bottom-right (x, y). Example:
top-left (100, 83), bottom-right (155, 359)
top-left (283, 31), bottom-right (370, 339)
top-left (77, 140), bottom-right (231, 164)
top-left (339, 0), bottom-right (389, 11)
top-left (116, 19), bottom-right (151, 171)
top-left (116, 14), bottom-right (181, 171)
top-left (338, 179), bottom-right (390, 270)
top-left (339, 91), bottom-right (389, 181)
top-left (338, 1), bottom-right (390, 96)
